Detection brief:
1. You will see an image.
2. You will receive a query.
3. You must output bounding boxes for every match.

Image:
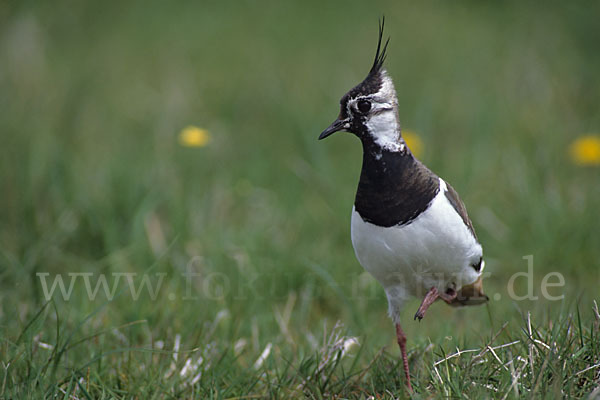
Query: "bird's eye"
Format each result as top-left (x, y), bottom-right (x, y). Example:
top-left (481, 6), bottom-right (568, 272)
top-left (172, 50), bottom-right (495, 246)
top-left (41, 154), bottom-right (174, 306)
top-left (357, 99), bottom-right (371, 113)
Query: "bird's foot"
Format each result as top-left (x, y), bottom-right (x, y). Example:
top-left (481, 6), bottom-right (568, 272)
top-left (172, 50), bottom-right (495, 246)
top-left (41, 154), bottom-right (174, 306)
top-left (414, 286), bottom-right (459, 321)
top-left (439, 287), bottom-right (457, 303)
top-left (414, 287), bottom-right (439, 321)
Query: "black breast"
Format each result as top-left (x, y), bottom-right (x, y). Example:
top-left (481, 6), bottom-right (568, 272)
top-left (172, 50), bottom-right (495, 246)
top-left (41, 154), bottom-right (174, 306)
top-left (354, 143), bottom-right (440, 227)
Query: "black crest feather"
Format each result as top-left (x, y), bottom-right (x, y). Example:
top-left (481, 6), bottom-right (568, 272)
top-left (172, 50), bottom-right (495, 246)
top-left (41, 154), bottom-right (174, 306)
top-left (337, 18), bottom-right (392, 108)
top-left (369, 17), bottom-right (390, 76)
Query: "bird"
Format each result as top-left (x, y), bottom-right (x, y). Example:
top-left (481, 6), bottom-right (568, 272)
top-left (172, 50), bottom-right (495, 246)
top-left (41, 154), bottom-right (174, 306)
top-left (318, 19), bottom-right (488, 392)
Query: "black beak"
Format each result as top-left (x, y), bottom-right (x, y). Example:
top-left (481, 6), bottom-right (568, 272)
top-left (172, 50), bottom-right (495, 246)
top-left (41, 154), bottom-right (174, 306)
top-left (319, 118), bottom-right (348, 140)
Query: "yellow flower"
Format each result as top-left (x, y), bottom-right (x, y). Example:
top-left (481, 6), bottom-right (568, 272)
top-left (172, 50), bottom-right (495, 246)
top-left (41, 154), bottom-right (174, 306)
top-left (402, 130), bottom-right (424, 158)
top-left (569, 135), bottom-right (600, 166)
top-left (178, 126), bottom-right (211, 147)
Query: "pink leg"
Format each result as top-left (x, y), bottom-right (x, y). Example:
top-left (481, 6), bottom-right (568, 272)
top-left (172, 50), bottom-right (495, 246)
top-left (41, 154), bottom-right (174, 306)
top-left (395, 323), bottom-right (413, 392)
top-left (414, 287), bottom-right (440, 321)
top-left (414, 287), bottom-right (457, 321)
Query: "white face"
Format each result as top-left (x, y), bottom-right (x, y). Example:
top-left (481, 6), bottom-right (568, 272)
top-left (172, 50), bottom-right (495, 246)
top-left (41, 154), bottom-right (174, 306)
top-left (347, 72), bottom-right (403, 152)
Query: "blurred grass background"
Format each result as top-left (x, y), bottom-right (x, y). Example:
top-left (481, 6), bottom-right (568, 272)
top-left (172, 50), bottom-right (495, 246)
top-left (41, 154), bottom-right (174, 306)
top-left (1, 0), bottom-right (600, 397)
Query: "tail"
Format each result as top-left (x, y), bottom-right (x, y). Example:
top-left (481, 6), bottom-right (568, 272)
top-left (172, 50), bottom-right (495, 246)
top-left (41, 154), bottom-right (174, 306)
top-left (449, 275), bottom-right (489, 307)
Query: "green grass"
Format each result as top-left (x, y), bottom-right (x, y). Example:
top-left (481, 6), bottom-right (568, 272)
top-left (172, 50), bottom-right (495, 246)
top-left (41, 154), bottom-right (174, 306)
top-left (2, 0), bottom-right (600, 398)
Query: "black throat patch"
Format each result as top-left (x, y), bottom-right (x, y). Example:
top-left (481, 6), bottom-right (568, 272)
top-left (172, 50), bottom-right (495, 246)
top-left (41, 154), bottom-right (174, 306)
top-left (354, 141), bottom-right (440, 227)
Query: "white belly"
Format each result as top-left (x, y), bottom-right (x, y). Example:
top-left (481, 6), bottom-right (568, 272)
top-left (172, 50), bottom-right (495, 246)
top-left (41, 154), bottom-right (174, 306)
top-left (350, 179), bottom-right (483, 317)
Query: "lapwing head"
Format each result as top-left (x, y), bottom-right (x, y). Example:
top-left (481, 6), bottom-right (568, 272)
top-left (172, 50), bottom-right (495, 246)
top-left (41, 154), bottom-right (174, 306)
top-left (319, 19), bottom-right (402, 151)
